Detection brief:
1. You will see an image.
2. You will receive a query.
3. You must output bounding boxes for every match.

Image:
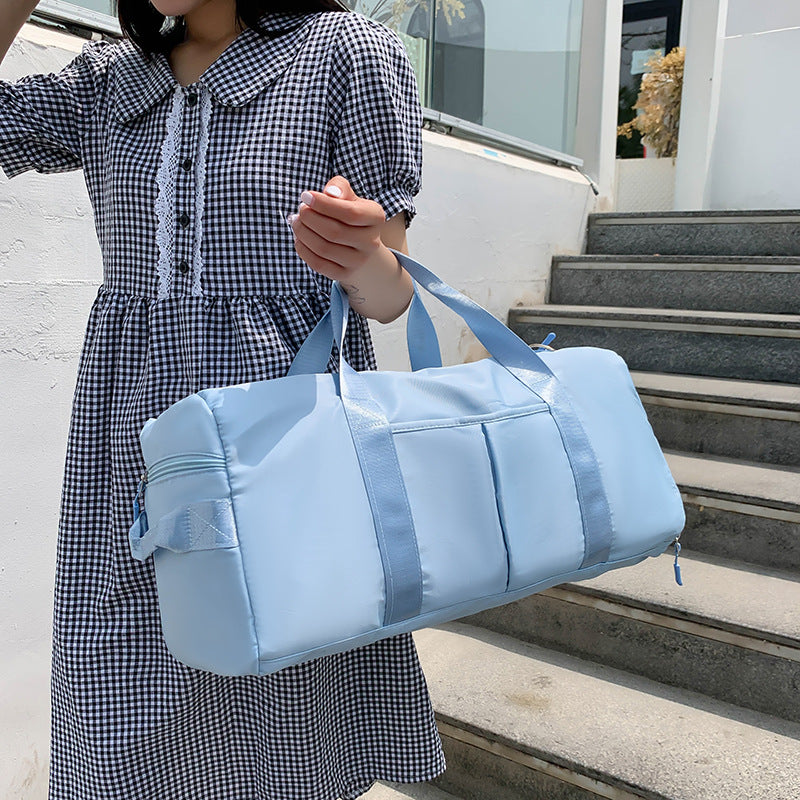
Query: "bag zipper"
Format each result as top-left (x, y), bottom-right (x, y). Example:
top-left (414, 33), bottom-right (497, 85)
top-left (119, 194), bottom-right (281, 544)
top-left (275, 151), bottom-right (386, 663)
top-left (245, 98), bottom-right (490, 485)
top-left (132, 452), bottom-right (227, 529)
top-left (143, 452), bottom-right (227, 485)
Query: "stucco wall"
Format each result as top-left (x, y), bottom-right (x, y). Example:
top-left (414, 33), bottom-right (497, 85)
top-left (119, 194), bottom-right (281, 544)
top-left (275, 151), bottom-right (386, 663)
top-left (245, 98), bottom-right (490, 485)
top-left (369, 134), bottom-right (592, 370)
top-left (676, 0), bottom-right (800, 210)
top-left (1, 24), bottom-right (100, 800)
top-left (705, 1), bottom-right (800, 209)
top-left (0, 22), bottom-right (593, 797)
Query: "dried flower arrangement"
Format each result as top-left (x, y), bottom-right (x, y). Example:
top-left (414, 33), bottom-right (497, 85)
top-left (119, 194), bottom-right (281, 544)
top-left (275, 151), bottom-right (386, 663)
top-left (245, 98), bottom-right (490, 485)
top-left (618, 46), bottom-right (685, 158)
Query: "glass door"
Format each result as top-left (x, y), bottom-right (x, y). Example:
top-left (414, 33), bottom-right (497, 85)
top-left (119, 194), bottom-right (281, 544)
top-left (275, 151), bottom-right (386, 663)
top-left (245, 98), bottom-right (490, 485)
top-left (617, 0), bottom-right (682, 158)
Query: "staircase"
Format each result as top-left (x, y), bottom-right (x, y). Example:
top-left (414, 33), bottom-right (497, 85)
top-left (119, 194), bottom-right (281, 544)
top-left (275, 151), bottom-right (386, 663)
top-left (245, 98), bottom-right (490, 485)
top-left (382, 210), bottom-right (800, 800)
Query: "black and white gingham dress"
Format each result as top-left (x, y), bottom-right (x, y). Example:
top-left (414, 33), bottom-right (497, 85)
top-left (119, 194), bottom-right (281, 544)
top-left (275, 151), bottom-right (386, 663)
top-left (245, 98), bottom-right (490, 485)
top-left (0, 10), bottom-right (446, 799)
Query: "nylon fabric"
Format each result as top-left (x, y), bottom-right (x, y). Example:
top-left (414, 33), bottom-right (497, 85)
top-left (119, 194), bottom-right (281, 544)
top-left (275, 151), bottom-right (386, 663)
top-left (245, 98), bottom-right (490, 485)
top-left (330, 284), bottom-right (423, 624)
top-left (132, 252), bottom-right (685, 679)
top-left (130, 497), bottom-right (237, 560)
top-left (343, 249), bottom-right (615, 570)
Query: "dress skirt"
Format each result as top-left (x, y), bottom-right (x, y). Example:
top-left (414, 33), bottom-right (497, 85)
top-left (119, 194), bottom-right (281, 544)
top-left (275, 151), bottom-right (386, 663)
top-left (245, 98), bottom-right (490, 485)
top-left (49, 288), bottom-right (447, 799)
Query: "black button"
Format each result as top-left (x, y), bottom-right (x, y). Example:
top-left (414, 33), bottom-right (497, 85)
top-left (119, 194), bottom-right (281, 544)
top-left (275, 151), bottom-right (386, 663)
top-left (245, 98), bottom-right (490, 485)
top-left (187, 92), bottom-right (198, 106)
top-left (177, 259), bottom-right (190, 274)
top-left (178, 212), bottom-right (190, 228)
top-left (181, 157), bottom-right (192, 171)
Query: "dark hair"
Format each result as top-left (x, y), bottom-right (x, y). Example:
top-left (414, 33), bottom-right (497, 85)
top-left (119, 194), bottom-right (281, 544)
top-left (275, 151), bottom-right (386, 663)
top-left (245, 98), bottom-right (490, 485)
top-left (118, 0), bottom-right (350, 59)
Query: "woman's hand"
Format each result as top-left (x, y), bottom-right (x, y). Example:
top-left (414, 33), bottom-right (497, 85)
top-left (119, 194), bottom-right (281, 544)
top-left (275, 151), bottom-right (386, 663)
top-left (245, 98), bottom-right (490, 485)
top-left (288, 177), bottom-right (414, 324)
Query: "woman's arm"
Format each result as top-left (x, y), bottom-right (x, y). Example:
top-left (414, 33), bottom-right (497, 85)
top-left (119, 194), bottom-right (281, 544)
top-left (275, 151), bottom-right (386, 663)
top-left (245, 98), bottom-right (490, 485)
top-left (0, 17), bottom-right (114, 179)
top-left (342, 210), bottom-right (414, 324)
top-left (291, 179), bottom-right (416, 325)
top-left (0, 0), bottom-right (40, 65)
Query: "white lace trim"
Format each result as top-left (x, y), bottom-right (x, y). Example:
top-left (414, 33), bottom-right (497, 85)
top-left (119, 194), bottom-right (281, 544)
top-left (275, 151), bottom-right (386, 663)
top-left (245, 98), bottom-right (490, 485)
top-left (154, 87), bottom-right (185, 300)
top-left (190, 86), bottom-right (212, 297)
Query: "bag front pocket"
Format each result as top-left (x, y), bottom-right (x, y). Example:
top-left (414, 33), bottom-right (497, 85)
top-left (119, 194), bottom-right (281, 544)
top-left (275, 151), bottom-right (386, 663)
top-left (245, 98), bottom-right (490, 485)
top-left (392, 422), bottom-right (509, 614)
top-left (481, 412), bottom-right (585, 592)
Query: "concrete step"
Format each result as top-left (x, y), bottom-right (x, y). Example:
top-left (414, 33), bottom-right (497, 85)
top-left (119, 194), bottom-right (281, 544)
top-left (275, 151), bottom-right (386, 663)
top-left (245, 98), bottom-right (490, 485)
top-left (412, 623), bottom-right (800, 800)
top-left (665, 450), bottom-right (800, 574)
top-left (507, 305), bottom-right (800, 383)
top-left (586, 210), bottom-right (800, 256)
top-left (549, 255), bottom-right (800, 314)
top-left (631, 372), bottom-right (800, 467)
top-left (364, 780), bottom-right (461, 800)
top-left (462, 551), bottom-right (800, 723)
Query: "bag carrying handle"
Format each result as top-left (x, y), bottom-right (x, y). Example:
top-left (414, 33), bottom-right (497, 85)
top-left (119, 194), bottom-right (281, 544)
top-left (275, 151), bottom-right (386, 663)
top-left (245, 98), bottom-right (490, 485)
top-left (290, 247), bottom-right (558, 382)
top-left (288, 270), bottom-right (442, 375)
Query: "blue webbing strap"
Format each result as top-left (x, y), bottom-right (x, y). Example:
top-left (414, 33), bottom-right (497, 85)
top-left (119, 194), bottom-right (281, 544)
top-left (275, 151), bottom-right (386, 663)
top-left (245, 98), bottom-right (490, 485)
top-left (406, 280), bottom-right (442, 370)
top-left (129, 497), bottom-right (238, 562)
top-left (287, 277), bottom-right (442, 376)
top-left (329, 285), bottom-right (423, 625)
top-left (286, 305), bottom-right (335, 377)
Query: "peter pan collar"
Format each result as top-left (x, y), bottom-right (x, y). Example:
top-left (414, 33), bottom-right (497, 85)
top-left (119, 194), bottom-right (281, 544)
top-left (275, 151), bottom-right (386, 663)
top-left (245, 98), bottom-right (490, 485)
top-left (110, 11), bottom-right (321, 123)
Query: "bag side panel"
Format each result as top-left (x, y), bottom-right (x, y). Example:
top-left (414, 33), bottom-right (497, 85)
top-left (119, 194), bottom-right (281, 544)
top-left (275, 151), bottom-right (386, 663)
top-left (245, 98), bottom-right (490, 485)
top-left (140, 393), bottom-right (227, 461)
top-left (154, 547), bottom-right (256, 675)
top-left (146, 469), bottom-right (258, 675)
top-left (215, 384), bottom-right (387, 662)
top-left (541, 348), bottom-right (686, 559)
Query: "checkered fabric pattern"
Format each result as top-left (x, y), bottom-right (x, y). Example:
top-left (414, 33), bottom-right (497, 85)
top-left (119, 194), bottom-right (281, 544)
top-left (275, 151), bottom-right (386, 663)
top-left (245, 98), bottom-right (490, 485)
top-left (0, 10), bottom-right (445, 799)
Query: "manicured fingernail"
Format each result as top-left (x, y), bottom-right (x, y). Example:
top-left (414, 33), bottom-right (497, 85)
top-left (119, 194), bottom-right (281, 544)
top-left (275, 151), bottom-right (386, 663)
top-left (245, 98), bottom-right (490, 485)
top-left (300, 191), bottom-right (314, 206)
top-left (288, 213), bottom-right (298, 225)
top-left (325, 185), bottom-right (342, 197)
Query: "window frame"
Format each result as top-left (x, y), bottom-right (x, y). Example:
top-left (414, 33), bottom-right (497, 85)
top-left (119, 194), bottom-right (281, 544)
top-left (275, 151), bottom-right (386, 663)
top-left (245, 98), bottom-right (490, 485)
top-left (423, 108), bottom-right (583, 169)
top-left (32, 1), bottom-right (122, 37)
top-left (29, 3), bottom-right (584, 170)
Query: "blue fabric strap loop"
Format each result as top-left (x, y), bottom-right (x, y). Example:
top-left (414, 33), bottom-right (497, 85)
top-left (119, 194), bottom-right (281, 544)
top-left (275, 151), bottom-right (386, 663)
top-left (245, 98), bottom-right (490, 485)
top-left (288, 277), bottom-right (442, 376)
top-left (129, 497), bottom-right (238, 562)
top-left (406, 280), bottom-right (442, 370)
top-left (329, 284), bottom-right (424, 625)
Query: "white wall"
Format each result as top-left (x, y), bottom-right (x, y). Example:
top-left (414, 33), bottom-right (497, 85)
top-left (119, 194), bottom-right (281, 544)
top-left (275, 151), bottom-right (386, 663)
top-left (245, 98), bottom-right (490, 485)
top-left (676, 0), bottom-right (800, 210)
top-left (705, 2), bottom-right (800, 209)
top-left (0, 21), bottom-right (593, 798)
top-left (673, 0), bottom-right (728, 211)
top-left (369, 132), bottom-right (593, 369)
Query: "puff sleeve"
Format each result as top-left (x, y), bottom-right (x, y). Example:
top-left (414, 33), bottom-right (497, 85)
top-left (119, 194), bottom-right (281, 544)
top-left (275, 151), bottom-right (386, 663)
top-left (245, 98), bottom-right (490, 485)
top-left (0, 37), bottom-right (114, 179)
top-left (328, 16), bottom-right (423, 230)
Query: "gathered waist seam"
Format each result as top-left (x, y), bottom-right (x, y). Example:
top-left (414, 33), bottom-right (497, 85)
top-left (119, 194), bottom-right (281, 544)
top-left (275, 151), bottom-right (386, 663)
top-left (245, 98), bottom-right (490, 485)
top-left (95, 285), bottom-right (331, 301)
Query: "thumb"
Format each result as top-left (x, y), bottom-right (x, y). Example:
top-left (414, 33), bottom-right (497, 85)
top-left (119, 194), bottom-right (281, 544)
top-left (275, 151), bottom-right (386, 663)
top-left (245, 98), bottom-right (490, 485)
top-left (323, 175), bottom-right (358, 200)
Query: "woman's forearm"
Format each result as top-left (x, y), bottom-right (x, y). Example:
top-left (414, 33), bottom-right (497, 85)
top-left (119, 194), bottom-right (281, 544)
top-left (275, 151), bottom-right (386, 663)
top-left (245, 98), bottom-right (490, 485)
top-left (0, 0), bottom-right (40, 65)
top-left (341, 244), bottom-right (414, 325)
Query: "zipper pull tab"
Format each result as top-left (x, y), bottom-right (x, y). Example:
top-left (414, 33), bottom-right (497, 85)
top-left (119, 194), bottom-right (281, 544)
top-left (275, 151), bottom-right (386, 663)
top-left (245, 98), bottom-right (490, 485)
top-left (132, 475), bottom-right (147, 523)
top-left (673, 538), bottom-right (683, 586)
top-left (531, 332), bottom-right (557, 352)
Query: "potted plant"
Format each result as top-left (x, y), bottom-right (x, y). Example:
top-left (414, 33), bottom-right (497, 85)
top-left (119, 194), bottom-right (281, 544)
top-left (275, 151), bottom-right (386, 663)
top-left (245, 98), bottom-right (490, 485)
top-left (618, 46), bottom-right (684, 158)
top-left (615, 46), bottom-right (684, 210)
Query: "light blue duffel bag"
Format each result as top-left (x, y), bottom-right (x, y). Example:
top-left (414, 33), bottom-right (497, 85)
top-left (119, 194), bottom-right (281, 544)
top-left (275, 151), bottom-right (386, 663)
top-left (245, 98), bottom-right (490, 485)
top-left (128, 248), bottom-right (686, 676)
